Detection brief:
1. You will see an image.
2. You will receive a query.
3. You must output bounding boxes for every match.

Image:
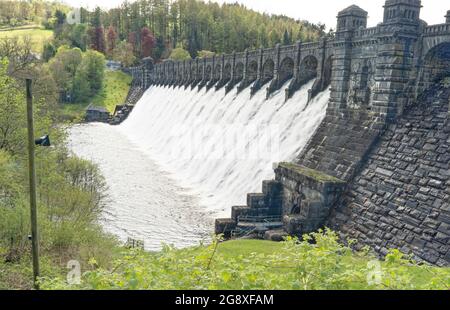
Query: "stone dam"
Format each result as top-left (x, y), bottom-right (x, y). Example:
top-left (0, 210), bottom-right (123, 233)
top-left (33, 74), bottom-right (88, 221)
top-left (121, 1), bottom-right (450, 265)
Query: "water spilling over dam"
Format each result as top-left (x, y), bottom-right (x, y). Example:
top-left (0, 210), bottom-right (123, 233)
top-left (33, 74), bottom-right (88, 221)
top-left (68, 80), bottom-right (330, 249)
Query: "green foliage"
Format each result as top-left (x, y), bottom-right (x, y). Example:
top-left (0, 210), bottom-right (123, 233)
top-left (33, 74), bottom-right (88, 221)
top-left (39, 230), bottom-right (450, 290)
top-left (197, 50), bottom-right (215, 59)
top-left (42, 41), bottom-right (56, 62)
top-left (0, 1), bottom-right (71, 28)
top-left (73, 50), bottom-right (105, 102)
top-left (60, 70), bottom-right (132, 121)
top-left (0, 54), bottom-right (118, 289)
top-left (88, 0), bottom-right (325, 60)
top-left (69, 24), bottom-right (89, 51)
top-left (169, 47), bottom-right (191, 60)
top-left (113, 41), bottom-right (136, 67)
top-left (47, 46), bottom-right (105, 104)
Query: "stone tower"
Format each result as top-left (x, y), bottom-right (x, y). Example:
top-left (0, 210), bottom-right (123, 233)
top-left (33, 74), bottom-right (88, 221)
top-left (383, 0), bottom-right (422, 25)
top-left (336, 5), bottom-right (368, 33)
top-left (446, 10), bottom-right (450, 23)
top-left (329, 5), bottom-right (368, 115)
top-left (368, 0), bottom-right (423, 123)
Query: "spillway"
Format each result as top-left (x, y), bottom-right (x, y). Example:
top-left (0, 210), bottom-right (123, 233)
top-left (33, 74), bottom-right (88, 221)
top-left (68, 80), bottom-right (330, 250)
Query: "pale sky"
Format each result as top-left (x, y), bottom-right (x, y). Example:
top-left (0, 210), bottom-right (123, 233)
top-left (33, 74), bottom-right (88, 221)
top-left (62, 0), bottom-right (449, 30)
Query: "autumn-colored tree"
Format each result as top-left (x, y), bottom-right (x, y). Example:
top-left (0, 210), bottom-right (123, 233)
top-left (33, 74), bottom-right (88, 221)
top-left (106, 25), bottom-right (118, 58)
top-left (141, 27), bottom-right (156, 58)
top-left (89, 6), bottom-right (106, 54)
top-left (89, 26), bottom-right (106, 54)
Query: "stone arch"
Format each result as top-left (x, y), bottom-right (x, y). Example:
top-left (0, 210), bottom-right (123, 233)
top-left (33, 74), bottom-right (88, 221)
top-left (191, 65), bottom-right (197, 80)
top-left (223, 63), bottom-right (232, 80)
top-left (299, 55), bottom-right (318, 82)
top-left (234, 62), bottom-right (244, 81)
top-left (290, 205), bottom-right (300, 215)
top-left (422, 35), bottom-right (450, 60)
top-left (198, 64), bottom-right (203, 78)
top-left (213, 64), bottom-right (222, 80)
top-left (205, 65), bottom-right (212, 79)
top-left (247, 60), bottom-right (258, 82)
top-left (279, 57), bottom-right (295, 84)
top-left (421, 42), bottom-right (450, 88)
top-left (262, 58), bottom-right (275, 83)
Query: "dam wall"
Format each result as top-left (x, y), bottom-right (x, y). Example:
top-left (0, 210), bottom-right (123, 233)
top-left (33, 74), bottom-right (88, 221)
top-left (127, 1), bottom-right (450, 265)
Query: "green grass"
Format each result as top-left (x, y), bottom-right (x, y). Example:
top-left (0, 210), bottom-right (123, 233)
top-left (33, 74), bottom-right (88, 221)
top-left (92, 70), bottom-right (133, 112)
top-left (214, 239), bottom-right (284, 259)
top-left (59, 70), bottom-right (132, 122)
top-left (38, 231), bottom-right (450, 290)
top-left (0, 25), bottom-right (53, 53)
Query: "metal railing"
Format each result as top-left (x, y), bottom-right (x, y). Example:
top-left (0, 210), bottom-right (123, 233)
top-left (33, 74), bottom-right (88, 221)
top-left (231, 226), bottom-right (256, 239)
top-left (238, 215), bottom-right (283, 223)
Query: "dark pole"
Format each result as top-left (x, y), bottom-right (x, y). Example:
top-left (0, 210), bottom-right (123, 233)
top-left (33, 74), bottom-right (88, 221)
top-left (26, 79), bottom-right (40, 289)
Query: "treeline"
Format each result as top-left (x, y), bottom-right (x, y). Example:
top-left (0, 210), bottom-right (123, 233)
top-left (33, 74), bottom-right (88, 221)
top-left (53, 0), bottom-right (325, 63)
top-left (0, 0), bottom-right (70, 28)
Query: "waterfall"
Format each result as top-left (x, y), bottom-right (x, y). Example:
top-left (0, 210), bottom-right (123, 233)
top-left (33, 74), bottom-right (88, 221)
top-left (119, 80), bottom-right (330, 218)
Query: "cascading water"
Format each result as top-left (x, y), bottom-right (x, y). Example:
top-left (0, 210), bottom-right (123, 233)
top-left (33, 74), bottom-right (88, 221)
top-left (68, 79), bottom-right (330, 250)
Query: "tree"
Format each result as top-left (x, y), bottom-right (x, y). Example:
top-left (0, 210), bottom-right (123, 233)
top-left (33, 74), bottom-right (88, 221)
top-left (283, 30), bottom-right (291, 45)
top-left (269, 30), bottom-right (281, 47)
top-left (0, 58), bottom-right (26, 153)
top-left (89, 7), bottom-right (106, 54)
top-left (48, 46), bottom-right (83, 102)
top-left (73, 50), bottom-right (105, 101)
top-left (42, 42), bottom-right (56, 62)
top-left (152, 36), bottom-right (165, 60)
top-left (89, 26), bottom-right (106, 54)
top-left (70, 24), bottom-right (89, 51)
top-left (141, 27), bottom-right (156, 58)
top-left (54, 9), bottom-right (66, 37)
top-left (113, 41), bottom-right (136, 67)
top-left (169, 48), bottom-right (191, 60)
top-left (106, 25), bottom-right (118, 58)
top-left (0, 36), bottom-right (36, 77)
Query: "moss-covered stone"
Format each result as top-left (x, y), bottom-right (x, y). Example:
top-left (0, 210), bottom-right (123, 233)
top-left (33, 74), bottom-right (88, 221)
top-left (278, 162), bottom-right (345, 183)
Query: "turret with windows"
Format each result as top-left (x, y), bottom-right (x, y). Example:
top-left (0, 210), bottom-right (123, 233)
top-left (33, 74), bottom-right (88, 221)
top-left (336, 5), bottom-right (368, 32)
top-left (383, 0), bottom-right (422, 24)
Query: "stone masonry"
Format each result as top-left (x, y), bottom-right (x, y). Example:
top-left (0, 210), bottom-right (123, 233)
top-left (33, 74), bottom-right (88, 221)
top-left (328, 83), bottom-right (450, 266)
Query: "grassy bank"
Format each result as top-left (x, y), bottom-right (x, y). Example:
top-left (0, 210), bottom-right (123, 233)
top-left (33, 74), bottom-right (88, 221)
top-left (37, 230), bottom-right (449, 290)
top-left (59, 70), bottom-right (132, 122)
top-left (0, 25), bottom-right (53, 53)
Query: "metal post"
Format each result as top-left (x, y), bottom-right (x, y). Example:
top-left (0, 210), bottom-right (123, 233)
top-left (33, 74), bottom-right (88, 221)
top-left (26, 79), bottom-right (40, 289)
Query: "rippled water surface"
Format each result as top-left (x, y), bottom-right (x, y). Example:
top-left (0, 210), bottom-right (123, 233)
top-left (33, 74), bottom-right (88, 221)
top-left (68, 124), bottom-right (214, 250)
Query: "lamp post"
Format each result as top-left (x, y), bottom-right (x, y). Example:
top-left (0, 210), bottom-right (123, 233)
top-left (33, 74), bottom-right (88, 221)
top-left (26, 79), bottom-right (39, 290)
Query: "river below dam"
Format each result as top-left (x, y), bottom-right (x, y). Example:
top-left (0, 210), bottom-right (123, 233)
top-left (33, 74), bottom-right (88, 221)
top-left (67, 80), bottom-right (329, 250)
